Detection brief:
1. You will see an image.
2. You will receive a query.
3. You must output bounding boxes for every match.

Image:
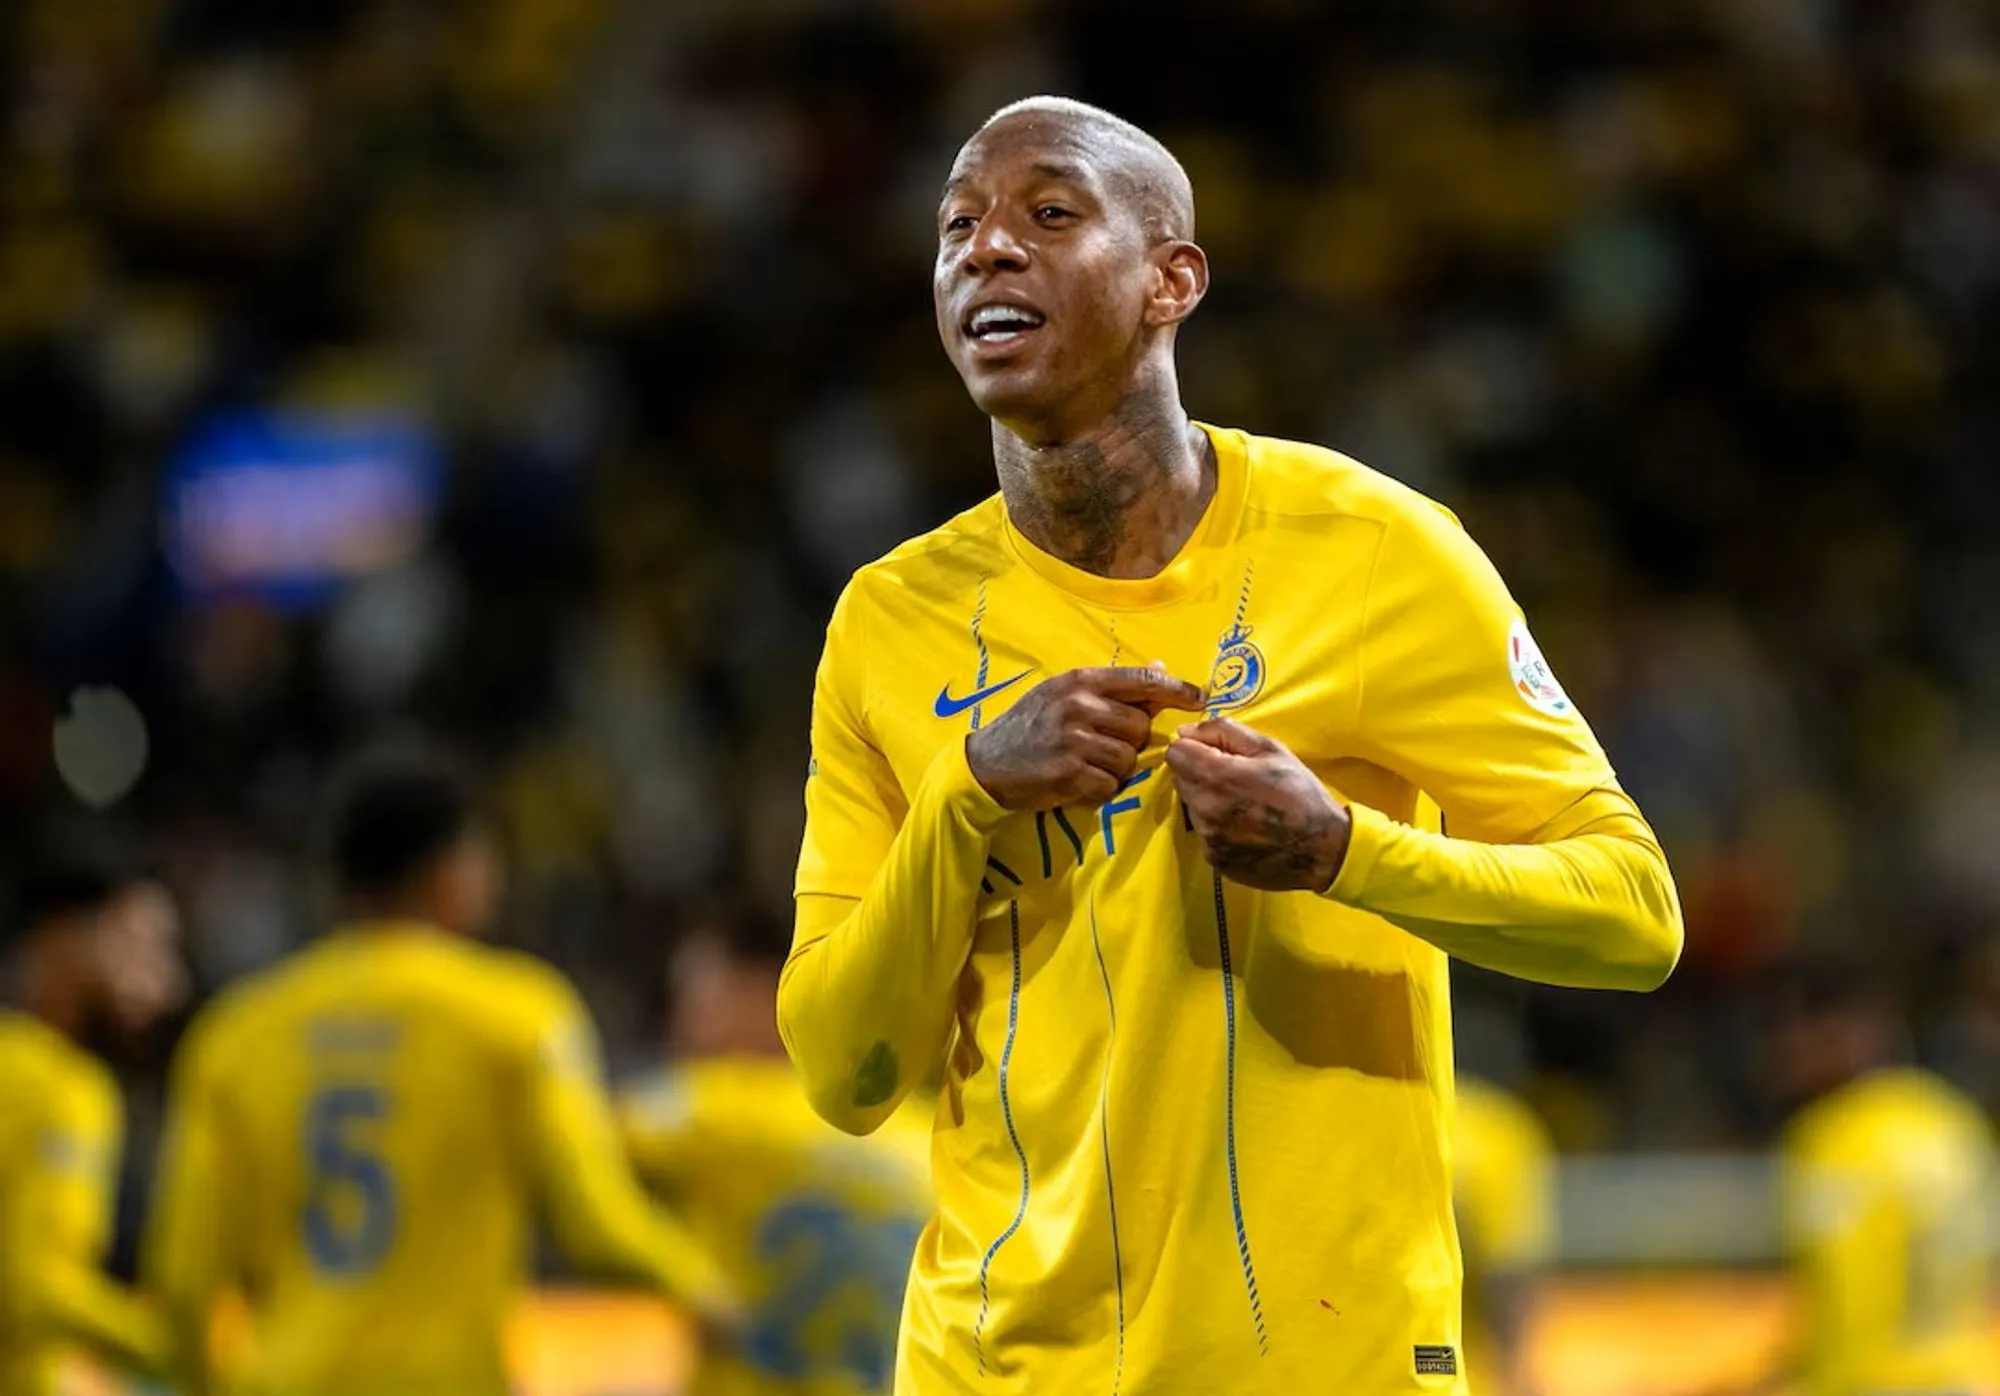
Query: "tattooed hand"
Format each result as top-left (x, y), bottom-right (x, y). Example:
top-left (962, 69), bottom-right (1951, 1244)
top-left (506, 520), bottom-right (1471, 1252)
top-left (1166, 718), bottom-right (1352, 892)
top-left (966, 666), bottom-right (1205, 810)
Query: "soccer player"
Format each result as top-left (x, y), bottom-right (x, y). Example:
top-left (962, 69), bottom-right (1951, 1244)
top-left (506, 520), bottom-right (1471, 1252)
top-left (144, 745), bottom-right (735, 1396)
top-left (620, 905), bottom-right (932, 1396)
top-left (1766, 960), bottom-right (1995, 1396)
top-left (781, 96), bottom-right (1684, 1393)
top-left (0, 840), bottom-right (186, 1394)
top-left (1453, 1074), bottom-right (1555, 1396)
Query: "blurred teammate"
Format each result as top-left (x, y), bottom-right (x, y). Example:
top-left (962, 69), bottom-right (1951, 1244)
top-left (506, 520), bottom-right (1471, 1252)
top-left (782, 96), bottom-right (1682, 1393)
top-left (145, 745), bottom-right (733, 1396)
top-left (1453, 1074), bottom-right (1555, 1396)
top-left (621, 906), bottom-right (931, 1396)
top-left (1760, 960), bottom-right (1996, 1396)
top-left (0, 840), bottom-right (186, 1394)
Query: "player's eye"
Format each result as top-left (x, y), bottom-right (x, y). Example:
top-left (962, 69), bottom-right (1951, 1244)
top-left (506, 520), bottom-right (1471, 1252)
top-left (1035, 205), bottom-right (1075, 224)
top-left (942, 212), bottom-right (977, 235)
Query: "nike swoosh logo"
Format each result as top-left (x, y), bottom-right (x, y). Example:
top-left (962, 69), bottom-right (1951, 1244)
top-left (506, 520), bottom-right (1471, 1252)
top-left (933, 667), bottom-right (1035, 719)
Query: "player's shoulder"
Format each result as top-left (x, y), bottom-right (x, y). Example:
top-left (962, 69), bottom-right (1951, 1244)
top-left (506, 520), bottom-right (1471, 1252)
top-left (1456, 1074), bottom-right (1538, 1127)
top-left (428, 941), bottom-right (586, 1033)
top-left (625, 1056), bottom-right (795, 1130)
top-left (1854, 1067), bottom-right (1991, 1140)
top-left (1455, 1075), bottom-right (1553, 1159)
top-left (0, 1010), bottom-right (114, 1114)
top-left (0, 1010), bottom-right (57, 1081)
top-left (1787, 1068), bottom-right (1982, 1161)
top-left (1230, 426), bottom-right (1463, 533)
top-left (675, 1053), bottom-right (794, 1098)
top-left (834, 494), bottom-right (1011, 619)
top-left (178, 957), bottom-right (298, 1067)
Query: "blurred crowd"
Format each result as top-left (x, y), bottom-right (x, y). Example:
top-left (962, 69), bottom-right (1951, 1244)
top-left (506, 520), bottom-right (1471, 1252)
top-left (2, 0), bottom-right (1998, 1154)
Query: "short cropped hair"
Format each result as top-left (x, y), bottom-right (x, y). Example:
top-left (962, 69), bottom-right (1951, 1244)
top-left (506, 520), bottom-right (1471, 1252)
top-left (322, 744), bottom-right (479, 902)
top-left (980, 95), bottom-right (1196, 243)
top-left (3, 832), bottom-right (142, 958)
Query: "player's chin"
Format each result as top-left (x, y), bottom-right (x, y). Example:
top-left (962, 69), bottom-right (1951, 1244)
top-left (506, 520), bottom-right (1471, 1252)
top-left (957, 359), bottom-right (1056, 421)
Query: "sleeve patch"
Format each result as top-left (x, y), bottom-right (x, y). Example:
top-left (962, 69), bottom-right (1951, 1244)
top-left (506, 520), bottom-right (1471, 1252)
top-left (622, 1071), bottom-right (694, 1133)
top-left (1507, 619), bottom-right (1572, 716)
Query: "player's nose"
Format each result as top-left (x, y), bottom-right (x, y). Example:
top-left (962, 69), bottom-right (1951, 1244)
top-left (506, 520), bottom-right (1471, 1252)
top-left (960, 210), bottom-right (1029, 276)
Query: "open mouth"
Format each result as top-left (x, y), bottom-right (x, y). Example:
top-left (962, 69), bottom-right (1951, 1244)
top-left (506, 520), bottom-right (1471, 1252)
top-left (963, 302), bottom-right (1047, 346)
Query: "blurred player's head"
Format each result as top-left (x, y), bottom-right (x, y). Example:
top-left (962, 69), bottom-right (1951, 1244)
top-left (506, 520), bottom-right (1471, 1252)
top-left (935, 96), bottom-right (1207, 441)
top-left (668, 904), bottom-right (791, 1058)
top-left (1766, 954), bottom-right (1900, 1109)
top-left (3, 834), bottom-right (187, 1045)
top-left (323, 744), bottom-right (499, 937)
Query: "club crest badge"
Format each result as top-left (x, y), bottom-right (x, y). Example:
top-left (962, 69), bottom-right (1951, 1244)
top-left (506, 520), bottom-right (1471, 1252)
top-left (1508, 619), bottom-right (1571, 716)
top-left (1205, 619), bottom-right (1266, 714)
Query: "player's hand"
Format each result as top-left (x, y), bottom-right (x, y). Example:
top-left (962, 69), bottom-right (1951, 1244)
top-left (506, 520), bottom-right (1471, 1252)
top-left (966, 665), bottom-right (1205, 810)
top-left (1167, 717), bottom-right (1352, 892)
top-left (688, 1288), bottom-right (748, 1356)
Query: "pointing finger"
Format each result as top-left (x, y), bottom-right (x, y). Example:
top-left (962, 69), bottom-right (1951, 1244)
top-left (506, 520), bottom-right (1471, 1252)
top-left (1080, 665), bottom-right (1206, 715)
top-left (1077, 694), bottom-right (1153, 748)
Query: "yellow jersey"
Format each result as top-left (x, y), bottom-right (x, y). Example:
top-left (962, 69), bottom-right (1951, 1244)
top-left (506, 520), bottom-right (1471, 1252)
top-left (787, 425), bottom-right (1679, 1394)
top-left (0, 1011), bottom-right (165, 1395)
top-left (1781, 1067), bottom-right (1997, 1396)
top-left (1452, 1076), bottom-right (1555, 1395)
top-left (620, 1055), bottom-right (933, 1396)
top-left (144, 924), bottom-right (728, 1396)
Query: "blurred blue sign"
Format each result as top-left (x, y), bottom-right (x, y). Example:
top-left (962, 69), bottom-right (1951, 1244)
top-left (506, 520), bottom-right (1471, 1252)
top-left (162, 408), bottom-right (441, 610)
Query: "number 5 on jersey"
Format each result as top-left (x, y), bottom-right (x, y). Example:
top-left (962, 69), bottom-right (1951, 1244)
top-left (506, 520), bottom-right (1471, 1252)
top-left (302, 1084), bottom-right (398, 1275)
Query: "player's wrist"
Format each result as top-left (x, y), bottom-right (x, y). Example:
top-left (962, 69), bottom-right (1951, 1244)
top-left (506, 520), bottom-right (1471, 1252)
top-left (1310, 800), bottom-right (1354, 894)
top-left (1319, 799), bottom-right (1387, 903)
top-left (929, 731), bottom-right (1008, 827)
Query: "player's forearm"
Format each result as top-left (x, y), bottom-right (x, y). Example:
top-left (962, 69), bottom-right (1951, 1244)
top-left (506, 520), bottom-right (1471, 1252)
top-left (30, 1261), bottom-right (171, 1375)
top-left (780, 737), bottom-right (1006, 1135)
top-left (1326, 801), bottom-right (1683, 990)
top-left (555, 1180), bottom-right (730, 1308)
top-left (141, 1105), bottom-right (231, 1394)
top-left (537, 1091), bottom-right (733, 1308)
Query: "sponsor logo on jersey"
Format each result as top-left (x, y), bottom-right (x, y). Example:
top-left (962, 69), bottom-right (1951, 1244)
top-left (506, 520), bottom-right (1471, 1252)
top-left (933, 667), bottom-right (1034, 719)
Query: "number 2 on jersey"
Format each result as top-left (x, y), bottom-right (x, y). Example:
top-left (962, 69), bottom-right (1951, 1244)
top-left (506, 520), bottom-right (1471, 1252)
top-left (301, 1084), bottom-right (398, 1275)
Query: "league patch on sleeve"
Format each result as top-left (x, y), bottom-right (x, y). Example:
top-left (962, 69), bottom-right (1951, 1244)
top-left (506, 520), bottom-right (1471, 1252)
top-left (1507, 619), bottom-right (1571, 716)
top-left (38, 1126), bottom-right (104, 1176)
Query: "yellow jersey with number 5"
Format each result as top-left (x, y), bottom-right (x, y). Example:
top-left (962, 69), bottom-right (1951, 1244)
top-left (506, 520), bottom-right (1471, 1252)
top-left (1780, 1067), bottom-right (1997, 1396)
top-left (144, 925), bottom-right (726, 1396)
top-left (620, 1056), bottom-right (933, 1396)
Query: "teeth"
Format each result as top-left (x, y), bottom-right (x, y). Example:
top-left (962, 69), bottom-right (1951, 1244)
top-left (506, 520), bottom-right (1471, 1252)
top-left (969, 305), bottom-right (1044, 336)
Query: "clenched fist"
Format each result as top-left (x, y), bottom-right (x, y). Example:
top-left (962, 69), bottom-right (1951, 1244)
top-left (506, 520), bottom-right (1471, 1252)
top-left (966, 666), bottom-right (1205, 810)
top-left (1166, 717), bottom-right (1352, 892)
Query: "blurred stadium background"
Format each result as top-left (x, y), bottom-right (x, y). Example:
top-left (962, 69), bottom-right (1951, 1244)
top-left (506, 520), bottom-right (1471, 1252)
top-left (3, 0), bottom-right (1998, 1392)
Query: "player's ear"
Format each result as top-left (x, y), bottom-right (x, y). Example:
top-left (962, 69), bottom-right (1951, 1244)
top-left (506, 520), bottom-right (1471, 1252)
top-left (1147, 240), bottom-right (1208, 328)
